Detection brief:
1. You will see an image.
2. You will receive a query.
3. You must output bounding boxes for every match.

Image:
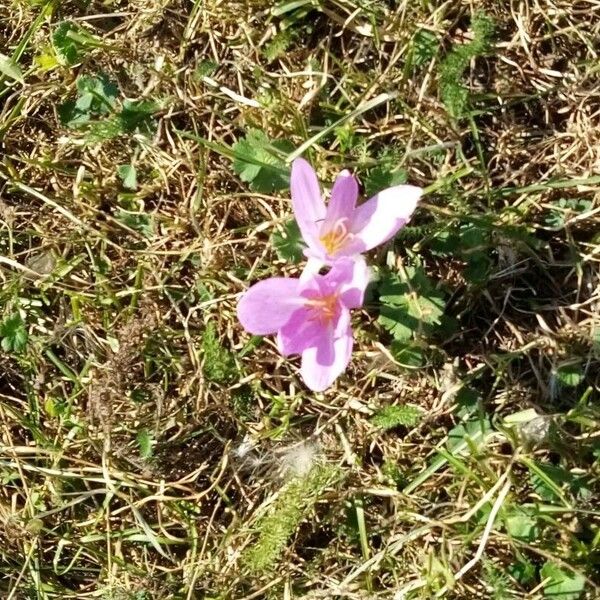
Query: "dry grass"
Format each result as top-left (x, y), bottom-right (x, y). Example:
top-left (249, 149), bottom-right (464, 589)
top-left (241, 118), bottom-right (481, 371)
top-left (1, 0), bottom-right (599, 598)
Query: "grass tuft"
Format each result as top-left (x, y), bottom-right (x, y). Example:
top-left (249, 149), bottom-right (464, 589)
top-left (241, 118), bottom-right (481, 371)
top-left (202, 322), bottom-right (238, 384)
top-left (439, 12), bottom-right (495, 118)
top-left (242, 464), bottom-right (341, 574)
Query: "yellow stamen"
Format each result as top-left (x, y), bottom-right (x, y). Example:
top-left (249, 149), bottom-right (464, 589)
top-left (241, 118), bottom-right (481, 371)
top-left (305, 294), bottom-right (338, 324)
top-left (319, 218), bottom-right (351, 255)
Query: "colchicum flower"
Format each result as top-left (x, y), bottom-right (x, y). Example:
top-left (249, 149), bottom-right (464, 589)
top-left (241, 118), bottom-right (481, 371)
top-left (290, 158), bottom-right (422, 272)
top-left (237, 258), bottom-right (369, 392)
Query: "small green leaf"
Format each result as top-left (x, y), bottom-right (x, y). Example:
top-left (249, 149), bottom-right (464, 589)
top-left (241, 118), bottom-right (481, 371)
top-left (379, 303), bottom-right (416, 341)
top-left (84, 117), bottom-right (123, 142)
top-left (447, 417), bottom-right (491, 451)
top-left (378, 267), bottom-right (446, 341)
top-left (233, 129), bottom-right (292, 193)
top-left (0, 53), bottom-right (24, 83)
top-left (119, 99), bottom-right (158, 134)
top-left (460, 222), bottom-right (488, 248)
top-left (334, 123), bottom-right (360, 153)
top-left (118, 165), bottom-right (138, 190)
top-left (58, 100), bottom-right (86, 127)
top-left (555, 363), bottom-right (583, 388)
top-left (59, 74), bottom-right (119, 127)
top-left (114, 210), bottom-right (154, 238)
top-left (0, 313), bottom-right (28, 353)
top-left (371, 405), bottom-right (424, 430)
top-left (390, 341), bottom-right (424, 367)
top-left (530, 463), bottom-right (569, 503)
top-left (263, 29), bottom-right (295, 62)
top-left (52, 21), bottom-right (101, 66)
top-left (364, 165), bottom-right (407, 198)
top-left (271, 219), bottom-right (306, 264)
top-left (541, 562), bottom-right (585, 600)
top-left (34, 47), bottom-right (60, 71)
top-left (136, 429), bottom-right (153, 459)
top-left (429, 229), bottom-right (460, 256)
top-left (544, 198), bottom-right (592, 230)
top-left (455, 386), bottom-right (480, 418)
top-left (504, 507), bottom-right (539, 542)
top-left (528, 461), bottom-right (590, 502)
top-left (44, 397), bottom-right (58, 417)
top-left (464, 252), bottom-right (491, 285)
top-left (411, 29), bottom-right (439, 68)
top-left (77, 74), bottom-right (118, 110)
top-left (44, 397), bottom-right (67, 418)
top-left (507, 559), bottom-right (536, 585)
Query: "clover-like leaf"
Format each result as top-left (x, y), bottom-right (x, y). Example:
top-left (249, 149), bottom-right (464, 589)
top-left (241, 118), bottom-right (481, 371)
top-left (364, 165), bottom-right (407, 198)
top-left (53, 21), bottom-right (101, 66)
top-left (504, 506), bottom-right (539, 542)
top-left (117, 164), bottom-right (138, 190)
top-left (0, 313), bottom-right (28, 353)
top-left (378, 267), bottom-right (445, 341)
top-left (541, 562), bottom-right (585, 600)
top-left (271, 219), bottom-right (305, 264)
top-left (233, 129), bottom-right (292, 193)
top-left (59, 73), bottom-right (118, 127)
top-left (555, 362), bottom-right (583, 388)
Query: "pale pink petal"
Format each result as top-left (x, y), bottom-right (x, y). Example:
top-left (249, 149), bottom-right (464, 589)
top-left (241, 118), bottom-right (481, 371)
top-left (321, 258), bottom-right (369, 308)
top-left (333, 307), bottom-right (351, 339)
top-left (321, 169), bottom-right (358, 233)
top-left (303, 245), bottom-right (328, 266)
top-left (349, 185), bottom-right (422, 252)
top-left (291, 158), bottom-right (326, 249)
top-left (340, 256), bottom-right (370, 309)
top-left (300, 326), bottom-right (353, 392)
top-left (277, 308), bottom-right (323, 356)
top-left (299, 256), bottom-right (324, 283)
top-left (237, 278), bottom-right (302, 335)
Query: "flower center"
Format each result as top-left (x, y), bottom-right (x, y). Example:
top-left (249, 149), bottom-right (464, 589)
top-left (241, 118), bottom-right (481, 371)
top-left (305, 293), bottom-right (339, 324)
top-left (319, 218), bottom-right (352, 256)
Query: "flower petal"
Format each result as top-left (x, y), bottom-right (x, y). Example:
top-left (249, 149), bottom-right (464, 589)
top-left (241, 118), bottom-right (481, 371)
top-left (291, 158), bottom-right (326, 249)
top-left (299, 256), bottom-right (324, 283)
top-left (321, 169), bottom-right (358, 233)
top-left (315, 258), bottom-right (353, 295)
top-left (333, 306), bottom-right (351, 339)
top-left (340, 256), bottom-right (370, 309)
top-left (318, 258), bottom-right (369, 309)
top-left (300, 326), bottom-right (353, 392)
top-left (277, 308), bottom-right (323, 356)
top-left (237, 278), bottom-right (302, 335)
top-left (349, 185), bottom-right (422, 252)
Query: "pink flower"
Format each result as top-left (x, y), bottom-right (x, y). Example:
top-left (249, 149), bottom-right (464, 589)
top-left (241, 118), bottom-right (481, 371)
top-left (237, 258), bottom-right (370, 392)
top-left (291, 158), bottom-right (422, 272)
